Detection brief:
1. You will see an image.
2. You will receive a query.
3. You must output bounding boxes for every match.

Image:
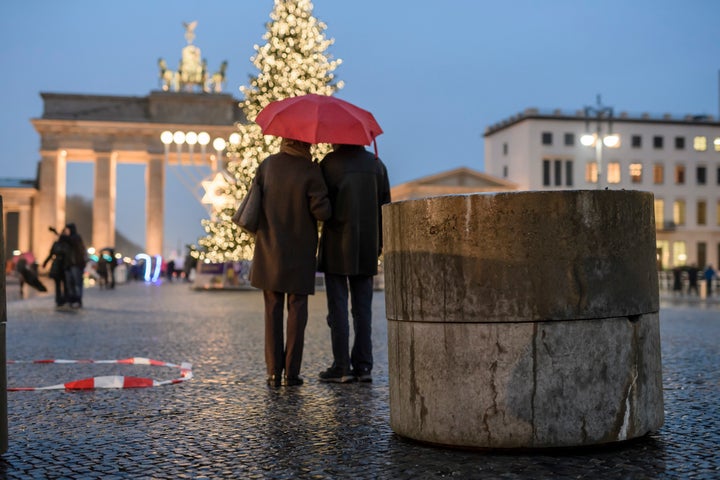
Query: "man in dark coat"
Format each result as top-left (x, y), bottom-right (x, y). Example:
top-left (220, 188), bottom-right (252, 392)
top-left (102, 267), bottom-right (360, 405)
top-left (317, 144), bottom-right (391, 383)
top-left (249, 138), bottom-right (331, 387)
top-left (64, 223), bottom-right (88, 308)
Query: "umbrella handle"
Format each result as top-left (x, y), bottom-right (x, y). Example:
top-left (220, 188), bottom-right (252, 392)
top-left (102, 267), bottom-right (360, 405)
top-left (373, 138), bottom-right (379, 159)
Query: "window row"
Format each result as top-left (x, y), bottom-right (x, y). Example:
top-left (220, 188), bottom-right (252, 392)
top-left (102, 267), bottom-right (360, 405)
top-left (541, 159), bottom-right (720, 186)
top-left (657, 240), bottom-right (719, 270)
top-left (654, 199), bottom-right (720, 227)
top-left (583, 163), bottom-right (720, 186)
top-left (540, 132), bottom-right (720, 152)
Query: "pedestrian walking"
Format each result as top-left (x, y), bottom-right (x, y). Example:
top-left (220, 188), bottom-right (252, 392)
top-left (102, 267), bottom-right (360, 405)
top-left (64, 223), bottom-right (88, 308)
top-left (248, 137), bottom-right (331, 387)
top-left (42, 232), bottom-right (73, 307)
top-left (704, 264), bottom-right (717, 297)
top-left (96, 252), bottom-right (110, 289)
top-left (317, 144), bottom-right (391, 383)
top-left (687, 264), bottom-right (700, 296)
top-left (104, 248), bottom-right (117, 289)
top-left (672, 266), bottom-right (683, 297)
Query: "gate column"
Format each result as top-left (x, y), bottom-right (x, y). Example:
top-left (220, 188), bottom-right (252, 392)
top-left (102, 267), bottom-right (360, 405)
top-left (145, 155), bottom-right (165, 256)
top-left (92, 151), bottom-right (117, 250)
top-left (33, 150), bottom-right (67, 261)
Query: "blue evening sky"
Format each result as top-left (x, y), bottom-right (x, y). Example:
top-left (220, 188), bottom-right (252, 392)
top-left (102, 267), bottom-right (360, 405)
top-left (1, 0), bottom-right (719, 253)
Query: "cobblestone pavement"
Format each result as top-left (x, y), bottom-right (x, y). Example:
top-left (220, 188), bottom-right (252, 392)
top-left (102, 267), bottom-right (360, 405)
top-left (0, 280), bottom-right (718, 479)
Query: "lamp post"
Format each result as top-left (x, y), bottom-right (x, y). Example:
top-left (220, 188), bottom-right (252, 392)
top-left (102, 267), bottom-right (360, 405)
top-left (580, 96), bottom-right (619, 189)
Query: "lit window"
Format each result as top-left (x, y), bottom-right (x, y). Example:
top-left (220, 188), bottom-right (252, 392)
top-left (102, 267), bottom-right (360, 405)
top-left (654, 199), bottom-right (664, 228)
top-left (607, 162), bottom-right (621, 183)
top-left (673, 200), bottom-right (686, 226)
top-left (714, 137), bottom-right (720, 152)
top-left (694, 136), bottom-right (707, 151)
top-left (673, 241), bottom-right (687, 266)
top-left (653, 164), bottom-right (664, 184)
top-left (657, 240), bottom-right (669, 268)
top-left (630, 163), bottom-right (642, 183)
top-left (585, 161), bottom-right (598, 183)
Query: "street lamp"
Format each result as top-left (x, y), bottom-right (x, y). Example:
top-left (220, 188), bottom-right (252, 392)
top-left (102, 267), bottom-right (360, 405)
top-left (160, 130), bottom-right (213, 204)
top-left (581, 96), bottom-right (619, 188)
top-left (212, 137), bottom-right (227, 173)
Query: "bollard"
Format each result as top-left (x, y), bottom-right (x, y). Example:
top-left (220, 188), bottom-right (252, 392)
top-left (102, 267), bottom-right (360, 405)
top-left (383, 190), bottom-right (664, 449)
top-left (0, 197), bottom-right (8, 453)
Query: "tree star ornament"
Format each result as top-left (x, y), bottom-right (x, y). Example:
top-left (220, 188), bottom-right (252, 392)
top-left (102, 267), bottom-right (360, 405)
top-left (201, 173), bottom-right (234, 211)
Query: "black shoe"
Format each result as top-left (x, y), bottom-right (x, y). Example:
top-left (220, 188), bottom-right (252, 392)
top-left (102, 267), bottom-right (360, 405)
top-left (266, 375), bottom-right (281, 387)
top-left (319, 366), bottom-right (356, 383)
top-left (352, 368), bottom-right (372, 383)
top-left (283, 376), bottom-right (304, 387)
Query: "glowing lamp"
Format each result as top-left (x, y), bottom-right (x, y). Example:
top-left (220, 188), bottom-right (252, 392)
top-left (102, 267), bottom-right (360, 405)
top-left (160, 131), bottom-right (174, 145)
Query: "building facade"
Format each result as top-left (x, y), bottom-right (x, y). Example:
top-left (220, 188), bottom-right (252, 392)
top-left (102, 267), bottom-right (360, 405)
top-left (483, 107), bottom-right (720, 271)
top-left (390, 166), bottom-right (517, 202)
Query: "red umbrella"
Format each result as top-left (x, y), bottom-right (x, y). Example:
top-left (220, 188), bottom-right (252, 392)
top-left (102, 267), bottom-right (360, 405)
top-left (255, 94), bottom-right (383, 153)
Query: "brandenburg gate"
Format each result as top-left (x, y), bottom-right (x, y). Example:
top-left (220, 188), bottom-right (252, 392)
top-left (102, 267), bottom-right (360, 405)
top-left (28, 22), bottom-right (241, 259)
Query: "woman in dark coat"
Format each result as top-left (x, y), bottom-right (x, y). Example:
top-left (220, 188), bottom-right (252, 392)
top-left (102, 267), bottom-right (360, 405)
top-left (249, 138), bottom-right (331, 387)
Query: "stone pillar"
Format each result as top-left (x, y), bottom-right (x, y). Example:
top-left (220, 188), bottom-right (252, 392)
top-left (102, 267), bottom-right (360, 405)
top-left (92, 151), bottom-right (117, 249)
top-left (145, 155), bottom-right (164, 256)
top-left (33, 150), bottom-right (66, 260)
top-left (17, 205), bottom-right (31, 254)
top-left (383, 190), bottom-right (664, 449)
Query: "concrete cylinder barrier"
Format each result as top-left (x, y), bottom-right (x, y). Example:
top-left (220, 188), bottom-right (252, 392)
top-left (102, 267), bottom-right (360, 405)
top-left (383, 190), bottom-right (663, 449)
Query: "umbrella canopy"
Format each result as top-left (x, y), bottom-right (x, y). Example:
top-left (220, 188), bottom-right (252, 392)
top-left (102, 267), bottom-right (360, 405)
top-left (255, 94), bottom-right (383, 147)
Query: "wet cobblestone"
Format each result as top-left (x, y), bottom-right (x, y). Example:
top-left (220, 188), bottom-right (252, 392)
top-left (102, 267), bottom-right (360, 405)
top-left (0, 281), bottom-right (718, 479)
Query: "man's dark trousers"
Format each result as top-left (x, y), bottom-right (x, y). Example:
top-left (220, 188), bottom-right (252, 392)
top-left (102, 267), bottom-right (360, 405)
top-left (325, 273), bottom-right (374, 372)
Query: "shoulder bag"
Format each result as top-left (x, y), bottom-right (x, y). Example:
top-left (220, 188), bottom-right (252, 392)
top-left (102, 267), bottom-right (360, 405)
top-left (232, 178), bottom-right (262, 234)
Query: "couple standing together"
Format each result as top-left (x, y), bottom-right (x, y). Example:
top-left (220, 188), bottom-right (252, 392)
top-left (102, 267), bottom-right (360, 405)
top-left (248, 138), bottom-right (391, 387)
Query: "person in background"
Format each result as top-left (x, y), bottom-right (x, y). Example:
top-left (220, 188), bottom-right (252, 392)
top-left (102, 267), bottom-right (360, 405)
top-left (686, 264), bottom-right (700, 296)
top-left (249, 137), bottom-right (331, 388)
top-left (96, 252), bottom-right (110, 289)
top-left (317, 144), bottom-right (391, 383)
top-left (64, 223), bottom-right (87, 308)
top-left (106, 248), bottom-right (117, 289)
top-left (166, 258), bottom-right (175, 282)
top-left (704, 264), bottom-right (717, 297)
top-left (672, 266), bottom-right (683, 297)
top-left (42, 232), bottom-right (73, 307)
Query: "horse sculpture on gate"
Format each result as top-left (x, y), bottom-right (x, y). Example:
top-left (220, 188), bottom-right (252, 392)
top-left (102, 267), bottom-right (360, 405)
top-left (157, 22), bottom-right (227, 94)
top-left (207, 61), bottom-right (228, 93)
top-left (158, 58), bottom-right (178, 92)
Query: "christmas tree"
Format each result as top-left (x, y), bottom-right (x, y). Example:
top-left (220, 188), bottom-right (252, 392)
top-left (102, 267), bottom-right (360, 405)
top-left (196, 0), bottom-right (343, 263)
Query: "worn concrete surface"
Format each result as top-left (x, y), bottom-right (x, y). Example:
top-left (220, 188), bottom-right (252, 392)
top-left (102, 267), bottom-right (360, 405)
top-left (383, 191), bottom-right (662, 448)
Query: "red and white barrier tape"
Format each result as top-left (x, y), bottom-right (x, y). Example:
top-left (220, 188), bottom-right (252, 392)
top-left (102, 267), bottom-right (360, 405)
top-left (7, 357), bottom-right (193, 391)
